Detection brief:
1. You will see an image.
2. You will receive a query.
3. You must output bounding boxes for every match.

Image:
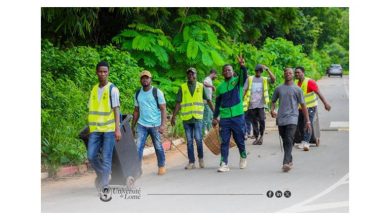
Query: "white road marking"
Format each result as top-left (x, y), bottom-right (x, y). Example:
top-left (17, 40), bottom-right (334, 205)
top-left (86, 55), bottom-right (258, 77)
top-left (278, 173), bottom-right (349, 213)
top-left (330, 121), bottom-right (349, 128)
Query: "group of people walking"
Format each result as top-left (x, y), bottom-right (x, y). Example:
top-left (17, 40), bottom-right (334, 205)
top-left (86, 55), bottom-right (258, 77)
top-left (86, 56), bottom-right (331, 190)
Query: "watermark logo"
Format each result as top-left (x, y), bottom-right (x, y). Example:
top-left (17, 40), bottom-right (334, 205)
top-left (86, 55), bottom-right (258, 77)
top-left (99, 186), bottom-right (142, 202)
top-left (100, 188), bottom-right (112, 202)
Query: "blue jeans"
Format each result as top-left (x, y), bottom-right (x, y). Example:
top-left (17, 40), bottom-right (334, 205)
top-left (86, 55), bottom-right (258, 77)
top-left (202, 104), bottom-right (213, 134)
top-left (219, 115), bottom-right (247, 164)
top-left (87, 132), bottom-right (115, 188)
top-left (136, 123), bottom-right (165, 167)
top-left (298, 106), bottom-right (317, 143)
top-left (184, 122), bottom-right (204, 163)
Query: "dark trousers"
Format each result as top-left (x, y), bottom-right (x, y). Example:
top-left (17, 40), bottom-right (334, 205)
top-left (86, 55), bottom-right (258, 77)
top-left (278, 124), bottom-right (297, 165)
top-left (219, 115), bottom-right (247, 164)
top-left (248, 108), bottom-right (266, 139)
top-left (244, 111), bottom-right (252, 135)
top-left (298, 106), bottom-right (317, 143)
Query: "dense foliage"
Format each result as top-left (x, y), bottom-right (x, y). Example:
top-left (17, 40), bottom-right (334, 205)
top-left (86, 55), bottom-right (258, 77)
top-left (41, 7), bottom-right (349, 171)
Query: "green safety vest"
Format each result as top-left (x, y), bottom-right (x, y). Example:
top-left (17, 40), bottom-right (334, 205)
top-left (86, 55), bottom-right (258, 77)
top-left (88, 82), bottom-right (115, 132)
top-left (243, 76), bottom-right (269, 111)
top-left (180, 82), bottom-right (204, 121)
top-left (295, 78), bottom-right (318, 108)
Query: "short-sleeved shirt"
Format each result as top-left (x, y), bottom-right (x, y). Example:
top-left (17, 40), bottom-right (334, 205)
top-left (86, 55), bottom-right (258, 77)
top-left (243, 76), bottom-right (272, 109)
top-left (176, 81), bottom-right (210, 124)
top-left (203, 76), bottom-right (213, 100)
top-left (297, 79), bottom-right (318, 93)
top-left (271, 84), bottom-right (305, 126)
top-left (134, 86), bottom-right (166, 127)
top-left (88, 84), bottom-right (120, 108)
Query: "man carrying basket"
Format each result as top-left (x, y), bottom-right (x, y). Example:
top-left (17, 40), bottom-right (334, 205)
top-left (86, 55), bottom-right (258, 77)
top-left (212, 55), bottom-right (248, 172)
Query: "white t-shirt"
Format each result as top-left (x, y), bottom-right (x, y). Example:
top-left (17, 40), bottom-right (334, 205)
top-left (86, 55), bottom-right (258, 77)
top-left (203, 76), bottom-right (213, 100)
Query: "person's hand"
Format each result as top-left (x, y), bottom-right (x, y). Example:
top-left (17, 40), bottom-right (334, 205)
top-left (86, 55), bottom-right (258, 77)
top-left (271, 110), bottom-right (277, 118)
top-left (158, 125), bottom-right (165, 134)
top-left (170, 117), bottom-right (176, 126)
top-left (212, 118), bottom-right (219, 127)
top-left (237, 54), bottom-right (245, 66)
top-left (305, 122), bottom-right (312, 132)
top-left (115, 128), bottom-right (122, 142)
top-left (324, 103), bottom-right (331, 111)
top-left (212, 86), bottom-right (216, 92)
top-left (262, 65), bottom-right (269, 71)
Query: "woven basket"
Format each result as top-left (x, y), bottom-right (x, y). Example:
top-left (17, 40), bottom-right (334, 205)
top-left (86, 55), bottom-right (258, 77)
top-left (204, 125), bottom-right (236, 155)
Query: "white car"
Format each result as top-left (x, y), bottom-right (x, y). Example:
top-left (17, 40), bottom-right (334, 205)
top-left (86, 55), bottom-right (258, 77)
top-left (327, 64), bottom-right (343, 77)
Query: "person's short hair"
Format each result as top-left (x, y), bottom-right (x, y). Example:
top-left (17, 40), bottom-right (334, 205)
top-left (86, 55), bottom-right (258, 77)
top-left (284, 67), bottom-right (293, 72)
top-left (96, 61), bottom-right (109, 71)
top-left (222, 64), bottom-right (232, 72)
top-left (295, 66), bottom-right (305, 73)
top-left (210, 69), bottom-right (217, 74)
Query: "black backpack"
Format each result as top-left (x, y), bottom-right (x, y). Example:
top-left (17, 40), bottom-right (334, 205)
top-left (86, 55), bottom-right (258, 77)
top-left (135, 87), bottom-right (160, 109)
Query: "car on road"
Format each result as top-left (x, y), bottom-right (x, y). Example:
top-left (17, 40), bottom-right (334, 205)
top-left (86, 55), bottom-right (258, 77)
top-left (327, 64), bottom-right (343, 77)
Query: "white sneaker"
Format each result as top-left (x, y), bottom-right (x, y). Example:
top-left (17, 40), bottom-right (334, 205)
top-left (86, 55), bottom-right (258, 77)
top-left (217, 162), bottom-right (230, 172)
top-left (303, 142), bottom-right (310, 151)
top-left (199, 159), bottom-right (205, 168)
top-left (185, 163), bottom-right (196, 170)
top-left (239, 158), bottom-right (247, 169)
top-left (296, 142), bottom-right (304, 149)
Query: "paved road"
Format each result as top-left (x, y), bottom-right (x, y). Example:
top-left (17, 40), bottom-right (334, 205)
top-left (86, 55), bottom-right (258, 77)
top-left (41, 75), bottom-right (349, 213)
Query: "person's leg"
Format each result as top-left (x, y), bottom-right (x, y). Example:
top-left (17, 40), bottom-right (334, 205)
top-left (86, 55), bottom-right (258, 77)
top-left (219, 118), bottom-right (231, 165)
top-left (248, 109), bottom-right (259, 140)
top-left (303, 107), bottom-right (316, 143)
top-left (100, 132), bottom-right (115, 188)
top-left (87, 132), bottom-right (104, 180)
top-left (284, 124), bottom-right (297, 165)
top-left (183, 123), bottom-right (195, 163)
top-left (259, 108), bottom-right (266, 137)
top-left (149, 126), bottom-right (166, 168)
top-left (136, 124), bottom-right (149, 161)
top-left (278, 126), bottom-right (290, 165)
top-left (206, 105), bottom-right (213, 131)
top-left (194, 121), bottom-right (204, 160)
top-left (245, 111), bottom-right (252, 136)
top-left (231, 115), bottom-right (247, 159)
top-left (202, 104), bottom-right (210, 135)
top-left (298, 110), bottom-right (305, 142)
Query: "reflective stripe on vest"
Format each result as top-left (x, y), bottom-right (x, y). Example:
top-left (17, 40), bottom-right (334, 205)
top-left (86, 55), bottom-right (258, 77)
top-left (88, 82), bottom-right (115, 132)
top-left (243, 76), bottom-right (269, 111)
top-left (180, 82), bottom-right (204, 121)
top-left (295, 78), bottom-right (318, 108)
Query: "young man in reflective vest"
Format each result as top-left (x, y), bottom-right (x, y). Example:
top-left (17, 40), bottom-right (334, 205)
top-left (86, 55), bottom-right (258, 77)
top-left (212, 55), bottom-right (248, 172)
top-left (87, 61), bottom-right (121, 191)
top-left (294, 66), bottom-right (331, 151)
top-left (171, 67), bottom-right (214, 170)
top-left (243, 64), bottom-right (276, 145)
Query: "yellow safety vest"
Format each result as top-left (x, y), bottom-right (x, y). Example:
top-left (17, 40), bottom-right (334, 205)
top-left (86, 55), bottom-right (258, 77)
top-left (180, 82), bottom-right (204, 121)
top-left (243, 76), bottom-right (269, 111)
top-left (88, 82), bottom-right (116, 132)
top-left (295, 78), bottom-right (318, 108)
